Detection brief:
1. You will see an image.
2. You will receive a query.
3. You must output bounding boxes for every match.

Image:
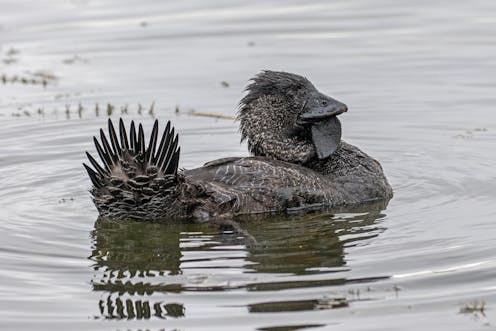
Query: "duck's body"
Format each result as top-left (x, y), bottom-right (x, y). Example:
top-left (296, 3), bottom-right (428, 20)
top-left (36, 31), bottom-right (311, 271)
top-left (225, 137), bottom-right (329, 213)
top-left (185, 142), bottom-right (390, 220)
top-left (85, 71), bottom-right (392, 221)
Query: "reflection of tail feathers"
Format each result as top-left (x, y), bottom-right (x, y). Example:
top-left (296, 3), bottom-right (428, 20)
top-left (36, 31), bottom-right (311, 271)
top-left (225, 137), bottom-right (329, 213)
top-left (84, 119), bottom-right (181, 220)
top-left (97, 295), bottom-right (185, 320)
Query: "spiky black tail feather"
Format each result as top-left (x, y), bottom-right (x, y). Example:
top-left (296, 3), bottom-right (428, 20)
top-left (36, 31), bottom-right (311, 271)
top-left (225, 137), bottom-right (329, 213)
top-left (84, 118), bottom-right (180, 188)
top-left (84, 118), bottom-right (181, 220)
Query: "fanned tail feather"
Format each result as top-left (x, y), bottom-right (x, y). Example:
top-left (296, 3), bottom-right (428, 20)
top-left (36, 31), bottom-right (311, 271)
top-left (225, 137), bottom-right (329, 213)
top-left (84, 118), bottom-right (182, 220)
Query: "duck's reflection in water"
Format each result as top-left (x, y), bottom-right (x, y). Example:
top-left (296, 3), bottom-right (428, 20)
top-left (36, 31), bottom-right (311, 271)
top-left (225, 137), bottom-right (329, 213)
top-left (89, 203), bottom-right (388, 319)
top-left (90, 219), bottom-right (188, 319)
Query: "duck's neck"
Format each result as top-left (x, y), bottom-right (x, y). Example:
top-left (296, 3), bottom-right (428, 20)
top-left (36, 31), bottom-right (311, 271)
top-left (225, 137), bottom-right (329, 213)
top-left (240, 95), bottom-right (294, 136)
top-left (239, 95), bottom-right (315, 164)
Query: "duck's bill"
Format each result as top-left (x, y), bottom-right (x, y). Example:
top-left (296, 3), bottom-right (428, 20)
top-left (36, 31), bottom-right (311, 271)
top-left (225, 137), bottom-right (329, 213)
top-left (299, 100), bottom-right (348, 123)
top-left (311, 116), bottom-right (342, 159)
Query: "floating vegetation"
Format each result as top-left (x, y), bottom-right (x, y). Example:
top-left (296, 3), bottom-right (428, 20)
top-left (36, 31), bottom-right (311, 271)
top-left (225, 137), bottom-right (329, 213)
top-left (348, 288), bottom-right (361, 299)
top-left (6, 48), bottom-right (20, 56)
top-left (392, 284), bottom-right (402, 297)
top-left (65, 104), bottom-right (71, 119)
top-left (460, 300), bottom-right (486, 317)
top-left (1, 70), bottom-right (57, 87)
top-left (3, 58), bottom-right (17, 65)
top-left (148, 101), bottom-right (155, 117)
top-left (77, 102), bottom-right (84, 117)
top-left (175, 105), bottom-right (235, 120)
top-left (54, 92), bottom-right (81, 100)
top-left (4, 102), bottom-right (235, 121)
top-left (62, 54), bottom-right (88, 65)
top-left (454, 127), bottom-right (489, 140)
top-left (1, 48), bottom-right (57, 85)
top-left (106, 103), bottom-right (114, 116)
top-left (58, 197), bottom-right (75, 204)
top-left (2, 48), bottom-right (20, 65)
top-left (32, 70), bottom-right (57, 81)
top-left (1, 74), bottom-right (41, 86)
top-left (5, 102), bottom-right (160, 119)
top-left (120, 104), bottom-right (128, 114)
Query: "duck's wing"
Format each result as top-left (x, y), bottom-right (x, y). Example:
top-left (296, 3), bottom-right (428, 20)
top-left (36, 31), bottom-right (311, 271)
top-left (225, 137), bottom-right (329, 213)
top-left (185, 157), bottom-right (334, 216)
top-left (189, 156), bottom-right (324, 188)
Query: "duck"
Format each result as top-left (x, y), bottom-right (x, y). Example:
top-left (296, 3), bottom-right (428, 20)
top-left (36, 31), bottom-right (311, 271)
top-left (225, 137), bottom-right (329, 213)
top-left (84, 71), bottom-right (393, 222)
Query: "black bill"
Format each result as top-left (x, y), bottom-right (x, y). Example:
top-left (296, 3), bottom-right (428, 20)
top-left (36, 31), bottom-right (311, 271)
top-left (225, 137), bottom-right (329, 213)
top-left (299, 97), bottom-right (348, 123)
top-left (311, 116), bottom-right (342, 159)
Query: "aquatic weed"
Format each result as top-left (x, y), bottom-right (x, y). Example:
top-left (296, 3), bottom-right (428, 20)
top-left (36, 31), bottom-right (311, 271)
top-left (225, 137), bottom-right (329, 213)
top-left (0, 71), bottom-right (56, 87)
top-left (148, 101), bottom-right (155, 117)
top-left (460, 300), bottom-right (486, 317)
top-left (106, 103), bottom-right (114, 116)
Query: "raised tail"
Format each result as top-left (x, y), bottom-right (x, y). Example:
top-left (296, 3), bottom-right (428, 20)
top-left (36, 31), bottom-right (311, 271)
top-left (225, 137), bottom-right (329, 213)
top-left (84, 118), bottom-right (183, 221)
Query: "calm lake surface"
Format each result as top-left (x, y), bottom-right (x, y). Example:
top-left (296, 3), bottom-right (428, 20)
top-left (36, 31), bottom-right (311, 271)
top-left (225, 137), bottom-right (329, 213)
top-left (1, 0), bottom-right (495, 330)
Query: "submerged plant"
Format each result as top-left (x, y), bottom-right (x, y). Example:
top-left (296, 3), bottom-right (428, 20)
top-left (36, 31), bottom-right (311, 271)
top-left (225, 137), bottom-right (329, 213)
top-left (460, 300), bottom-right (486, 317)
top-left (0, 71), bottom-right (56, 87)
top-left (3, 101), bottom-right (227, 120)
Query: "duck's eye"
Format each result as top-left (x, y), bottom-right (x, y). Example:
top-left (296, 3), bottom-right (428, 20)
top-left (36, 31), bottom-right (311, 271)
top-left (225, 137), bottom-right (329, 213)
top-left (321, 100), bottom-right (328, 107)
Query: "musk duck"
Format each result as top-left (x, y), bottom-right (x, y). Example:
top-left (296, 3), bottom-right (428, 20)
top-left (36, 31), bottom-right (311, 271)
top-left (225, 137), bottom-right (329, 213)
top-left (84, 71), bottom-right (392, 221)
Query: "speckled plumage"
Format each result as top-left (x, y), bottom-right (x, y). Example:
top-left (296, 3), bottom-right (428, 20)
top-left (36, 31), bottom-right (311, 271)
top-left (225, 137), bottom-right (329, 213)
top-left (238, 71), bottom-right (317, 164)
top-left (84, 71), bottom-right (392, 222)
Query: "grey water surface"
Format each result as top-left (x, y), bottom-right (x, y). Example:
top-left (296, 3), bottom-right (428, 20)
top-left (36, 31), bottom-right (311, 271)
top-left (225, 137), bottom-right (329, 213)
top-left (0, 0), bottom-right (495, 330)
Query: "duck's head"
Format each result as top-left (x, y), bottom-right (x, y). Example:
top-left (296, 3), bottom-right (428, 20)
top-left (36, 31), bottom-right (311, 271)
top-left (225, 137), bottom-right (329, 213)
top-left (237, 70), bottom-right (348, 163)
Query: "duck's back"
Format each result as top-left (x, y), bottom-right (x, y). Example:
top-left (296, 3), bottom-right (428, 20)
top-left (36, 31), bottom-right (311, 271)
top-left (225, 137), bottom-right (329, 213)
top-left (185, 156), bottom-right (343, 219)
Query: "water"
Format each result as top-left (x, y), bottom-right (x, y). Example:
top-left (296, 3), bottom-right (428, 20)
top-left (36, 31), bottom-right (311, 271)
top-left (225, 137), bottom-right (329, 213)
top-left (1, 0), bottom-right (495, 330)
